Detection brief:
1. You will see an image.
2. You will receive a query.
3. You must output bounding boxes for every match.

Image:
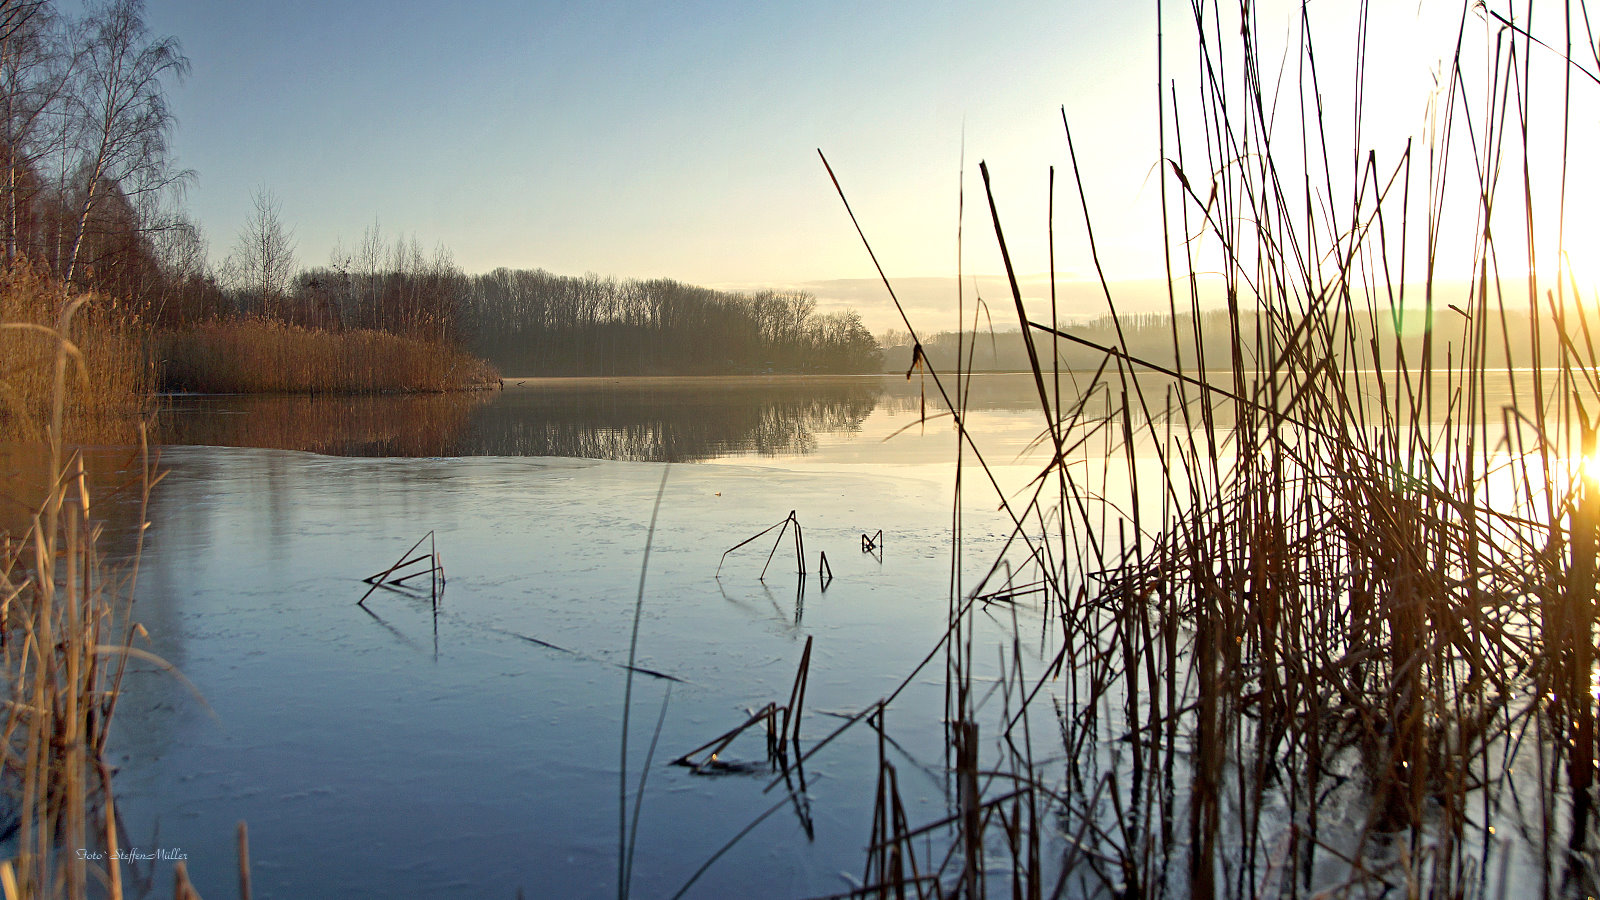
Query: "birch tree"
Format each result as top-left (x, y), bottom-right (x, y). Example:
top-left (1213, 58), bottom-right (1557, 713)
top-left (63, 0), bottom-right (186, 286)
top-left (0, 0), bottom-right (68, 263)
top-left (225, 186), bottom-right (295, 317)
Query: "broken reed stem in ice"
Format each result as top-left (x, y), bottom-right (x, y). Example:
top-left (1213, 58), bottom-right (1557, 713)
top-left (672, 636), bottom-right (814, 774)
top-left (860, 529), bottom-right (883, 552)
top-left (716, 510), bottom-right (807, 580)
top-left (237, 820), bottom-right (253, 900)
top-left (781, 635), bottom-right (813, 750)
top-left (618, 465), bottom-right (669, 900)
top-left (670, 703), bottom-right (782, 774)
top-left (358, 530), bottom-right (445, 607)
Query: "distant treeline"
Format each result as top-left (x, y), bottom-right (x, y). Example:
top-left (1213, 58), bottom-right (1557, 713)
top-left (881, 311), bottom-right (1260, 374)
top-left (0, 1), bottom-right (881, 384)
top-left (881, 305), bottom-right (1583, 374)
top-left (290, 254), bottom-right (883, 375)
top-left (459, 270), bottom-right (880, 375)
top-left (237, 227), bottom-right (887, 376)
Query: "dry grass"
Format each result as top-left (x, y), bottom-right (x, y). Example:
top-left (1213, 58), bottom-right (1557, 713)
top-left (159, 319), bottom-right (501, 395)
top-left (0, 259), bottom-right (153, 441)
top-left (781, 1), bottom-right (1600, 897)
top-left (0, 449), bottom-right (155, 898)
top-left (0, 287), bottom-right (159, 896)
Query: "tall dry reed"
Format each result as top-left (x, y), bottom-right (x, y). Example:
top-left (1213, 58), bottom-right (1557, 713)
top-left (789, 1), bottom-right (1600, 897)
top-left (158, 320), bottom-right (500, 395)
top-left (0, 281), bottom-right (159, 897)
top-left (0, 259), bottom-right (152, 442)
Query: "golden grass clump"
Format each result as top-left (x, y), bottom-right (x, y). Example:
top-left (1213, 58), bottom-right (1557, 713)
top-left (159, 319), bottom-right (501, 395)
top-left (0, 452), bottom-right (153, 898)
top-left (0, 259), bottom-right (153, 440)
top-left (0, 298), bottom-right (159, 895)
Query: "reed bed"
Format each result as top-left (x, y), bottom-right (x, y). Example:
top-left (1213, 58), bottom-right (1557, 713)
top-left (0, 449), bottom-right (155, 899)
top-left (0, 260), bottom-right (153, 441)
top-left (158, 319), bottom-right (500, 395)
top-left (0, 287), bottom-right (159, 897)
top-left (787, 0), bottom-right (1600, 897)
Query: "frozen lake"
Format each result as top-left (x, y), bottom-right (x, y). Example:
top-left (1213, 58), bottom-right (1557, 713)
top-left (107, 374), bottom-right (1073, 898)
top-left (4, 367), bottom-right (1569, 897)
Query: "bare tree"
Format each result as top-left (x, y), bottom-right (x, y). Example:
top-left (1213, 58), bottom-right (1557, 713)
top-left (225, 186), bottom-right (295, 317)
top-left (0, 0), bottom-right (69, 263)
top-left (63, 0), bottom-right (187, 286)
top-left (0, 0), bottom-right (50, 46)
top-left (143, 209), bottom-right (222, 323)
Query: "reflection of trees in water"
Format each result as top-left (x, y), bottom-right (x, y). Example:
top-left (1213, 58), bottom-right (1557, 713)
top-left (463, 380), bottom-right (882, 461)
top-left (153, 393), bottom-right (490, 457)
top-left (151, 379), bottom-right (884, 462)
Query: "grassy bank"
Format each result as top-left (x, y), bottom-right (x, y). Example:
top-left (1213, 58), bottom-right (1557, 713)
top-left (159, 320), bottom-right (501, 394)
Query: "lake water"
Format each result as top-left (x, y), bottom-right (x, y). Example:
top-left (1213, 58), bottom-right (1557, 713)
top-left (102, 374), bottom-right (1080, 899)
top-left (9, 368), bottom-right (1562, 898)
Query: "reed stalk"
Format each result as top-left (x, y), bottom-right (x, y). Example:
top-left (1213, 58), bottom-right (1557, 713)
top-left (0, 276), bottom-right (158, 898)
top-left (809, 0), bottom-right (1600, 896)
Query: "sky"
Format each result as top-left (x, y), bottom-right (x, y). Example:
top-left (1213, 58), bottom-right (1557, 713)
top-left (132, 1), bottom-right (1599, 335)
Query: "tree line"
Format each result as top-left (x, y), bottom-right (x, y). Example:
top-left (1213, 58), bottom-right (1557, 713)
top-left (287, 224), bottom-right (882, 375)
top-left (459, 269), bottom-right (880, 375)
top-left (0, 0), bottom-right (225, 326)
top-left (1, 0), bottom-right (883, 378)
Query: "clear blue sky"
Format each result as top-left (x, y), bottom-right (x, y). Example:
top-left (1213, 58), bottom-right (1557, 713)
top-left (144, 3), bottom-right (1143, 273)
top-left (135, 1), bottom-right (1597, 333)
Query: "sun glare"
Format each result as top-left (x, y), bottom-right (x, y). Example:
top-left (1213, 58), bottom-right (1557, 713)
top-left (1559, 218), bottom-right (1600, 305)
